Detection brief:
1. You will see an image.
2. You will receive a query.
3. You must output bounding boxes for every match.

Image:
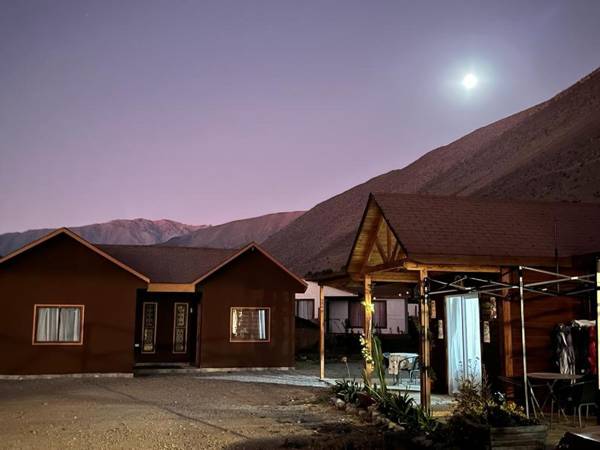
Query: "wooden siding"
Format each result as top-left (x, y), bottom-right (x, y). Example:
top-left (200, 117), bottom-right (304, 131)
top-left (198, 249), bottom-right (297, 368)
top-left (0, 233), bottom-right (146, 375)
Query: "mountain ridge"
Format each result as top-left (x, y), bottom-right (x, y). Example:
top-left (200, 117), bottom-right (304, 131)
top-left (263, 67), bottom-right (600, 276)
top-left (163, 211), bottom-right (305, 249)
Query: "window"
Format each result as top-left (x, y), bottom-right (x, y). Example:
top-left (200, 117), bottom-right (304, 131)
top-left (230, 307), bottom-right (270, 342)
top-left (373, 301), bottom-right (387, 329)
top-left (348, 301), bottom-right (387, 329)
top-left (33, 305), bottom-right (84, 344)
top-left (349, 301), bottom-right (364, 328)
top-left (295, 299), bottom-right (314, 320)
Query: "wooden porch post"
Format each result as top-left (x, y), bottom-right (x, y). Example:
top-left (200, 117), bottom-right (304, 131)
top-left (364, 274), bottom-right (373, 383)
top-left (319, 284), bottom-right (325, 380)
top-left (419, 269), bottom-right (431, 413)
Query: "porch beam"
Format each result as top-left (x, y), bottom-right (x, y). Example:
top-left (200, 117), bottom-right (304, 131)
top-left (375, 238), bottom-right (388, 263)
top-left (360, 216), bottom-right (383, 273)
top-left (356, 271), bottom-right (419, 283)
top-left (404, 262), bottom-right (501, 273)
top-left (147, 283), bottom-right (196, 293)
top-left (386, 227), bottom-right (393, 262)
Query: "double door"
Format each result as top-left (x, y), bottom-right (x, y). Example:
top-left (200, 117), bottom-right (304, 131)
top-left (136, 298), bottom-right (197, 364)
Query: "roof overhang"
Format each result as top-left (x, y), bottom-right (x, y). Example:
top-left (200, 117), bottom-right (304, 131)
top-left (345, 194), bottom-right (583, 283)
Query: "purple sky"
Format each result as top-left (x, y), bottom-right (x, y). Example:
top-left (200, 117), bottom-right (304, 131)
top-left (1, 1), bottom-right (599, 233)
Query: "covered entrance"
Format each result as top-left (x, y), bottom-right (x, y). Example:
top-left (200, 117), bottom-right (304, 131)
top-left (135, 292), bottom-right (200, 365)
top-left (314, 193), bottom-right (600, 415)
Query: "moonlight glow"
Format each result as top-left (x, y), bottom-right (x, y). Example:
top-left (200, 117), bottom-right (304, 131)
top-left (462, 73), bottom-right (478, 90)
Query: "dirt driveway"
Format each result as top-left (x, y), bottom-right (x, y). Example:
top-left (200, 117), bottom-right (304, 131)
top-left (0, 375), bottom-right (386, 449)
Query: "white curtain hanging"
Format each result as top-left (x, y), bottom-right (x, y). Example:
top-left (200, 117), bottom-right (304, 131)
top-left (258, 309), bottom-right (266, 340)
top-left (58, 307), bottom-right (81, 342)
top-left (36, 307), bottom-right (59, 342)
top-left (446, 294), bottom-right (482, 394)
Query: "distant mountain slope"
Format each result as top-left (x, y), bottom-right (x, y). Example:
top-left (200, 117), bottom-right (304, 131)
top-left (264, 67), bottom-right (600, 276)
top-left (0, 219), bottom-right (205, 256)
top-left (164, 211), bottom-right (305, 249)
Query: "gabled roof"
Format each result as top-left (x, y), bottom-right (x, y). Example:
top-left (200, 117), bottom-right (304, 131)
top-left (0, 228), bottom-right (307, 290)
top-left (0, 228), bottom-right (150, 282)
top-left (348, 193), bottom-right (600, 271)
top-left (98, 244), bottom-right (237, 284)
top-left (99, 242), bottom-right (306, 288)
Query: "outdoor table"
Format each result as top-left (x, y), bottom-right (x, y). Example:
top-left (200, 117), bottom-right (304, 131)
top-left (527, 372), bottom-right (583, 423)
top-left (387, 352), bottom-right (418, 384)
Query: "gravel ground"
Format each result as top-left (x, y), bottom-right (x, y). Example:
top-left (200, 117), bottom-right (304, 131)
top-left (0, 375), bottom-right (388, 450)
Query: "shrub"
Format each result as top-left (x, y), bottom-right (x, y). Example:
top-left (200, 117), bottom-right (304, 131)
top-left (332, 379), bottom-right (363, 405)
top-left (442, 372), bottom-right (539, 449)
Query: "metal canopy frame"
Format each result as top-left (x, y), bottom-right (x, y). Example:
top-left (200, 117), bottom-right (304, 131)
top-left (424, 264), bottom-right (599, 418)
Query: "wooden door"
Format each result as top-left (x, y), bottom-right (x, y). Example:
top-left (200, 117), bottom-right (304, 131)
top-left (136, 298), bottom-right (196, 364)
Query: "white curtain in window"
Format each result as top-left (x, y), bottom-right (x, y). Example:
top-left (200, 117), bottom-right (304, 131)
top-left (297, 300), bottom-right (313, 320)
top-left (59, 308), bottom-right (81, 342)
top-left (36, 307), bottom-right (59, 342)
top-left (258, 309), bottom-right (266, 340)
top-left (446, 295), bottom-right (481, 394)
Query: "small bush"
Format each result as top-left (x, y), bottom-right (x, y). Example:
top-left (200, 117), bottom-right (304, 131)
top-left (332, 379), bottom-right (362, 405)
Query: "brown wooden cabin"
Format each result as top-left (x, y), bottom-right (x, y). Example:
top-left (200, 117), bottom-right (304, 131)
top-left (0, 228), bottom-right (306, 376)
top-left (339, 193), bottom-right (600, 402)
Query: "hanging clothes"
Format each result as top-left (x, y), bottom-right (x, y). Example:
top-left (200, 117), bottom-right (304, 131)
top-left (588, 326), bottom-right (597, 375)
top-left (553, 324), bottom-right (576, 375)
top-left (571, 323), bottom-right (589, 374)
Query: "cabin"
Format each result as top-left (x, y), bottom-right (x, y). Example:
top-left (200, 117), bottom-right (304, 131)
top-left (296, 281), bottom-right (417, 336)
top-left (316, 193), bottom-right (600, 411)
top-left (0, 229), bottom-right (306, 376)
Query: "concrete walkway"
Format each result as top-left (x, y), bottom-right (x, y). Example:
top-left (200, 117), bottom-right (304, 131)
top-left (196, 366), bottom-right (453, 411)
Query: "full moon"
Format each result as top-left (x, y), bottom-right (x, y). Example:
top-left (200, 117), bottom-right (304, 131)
top-left (462, 73), bottom-right (478, 90)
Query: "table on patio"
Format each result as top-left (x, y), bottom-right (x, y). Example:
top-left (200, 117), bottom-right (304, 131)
top-left (386, 352), bottom-right (419, 385)
top-left (528, 372), bottom-right (583, 423)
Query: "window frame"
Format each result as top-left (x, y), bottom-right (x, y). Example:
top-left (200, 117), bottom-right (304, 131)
top-left (295, 299), bottom-right (315, 320)
top-left (229, 307), bottom-right (271, 343)
top-left (32, 304), bottom-right (85, 346)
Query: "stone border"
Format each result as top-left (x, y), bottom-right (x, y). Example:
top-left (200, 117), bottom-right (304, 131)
top-left (330, 396), bottom-right (405, 432)
top-left (0, 373), bottom-right (133, 381)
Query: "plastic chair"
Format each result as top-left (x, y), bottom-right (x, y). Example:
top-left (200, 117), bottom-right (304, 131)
top-left (556, 379), bottom-right (597, 427)
top-left (399, 356), bottom-right (419, 384)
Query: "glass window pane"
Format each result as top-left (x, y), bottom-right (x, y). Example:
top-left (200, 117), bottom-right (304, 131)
top-left (58, 307), bottom-right (81, 342)
top-left (36, 307), bottom-right (59, 342)
top-left (231, 308), bottom-right (269, 341)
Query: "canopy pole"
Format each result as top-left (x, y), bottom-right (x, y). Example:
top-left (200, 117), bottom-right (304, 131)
top-left (363, 275), bottom-right (373, 383)
top-left (319, 284), bottom-right (325, 380)
top-left (518, 266), bottom-right (530, 418)
top-left (419, 269), bottom-right (431, 413)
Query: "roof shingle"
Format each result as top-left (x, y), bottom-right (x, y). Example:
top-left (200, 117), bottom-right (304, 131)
top-left (371, 193), bottom-right (600, 261)
top-left (98, 245), bottom-right (238, 283)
